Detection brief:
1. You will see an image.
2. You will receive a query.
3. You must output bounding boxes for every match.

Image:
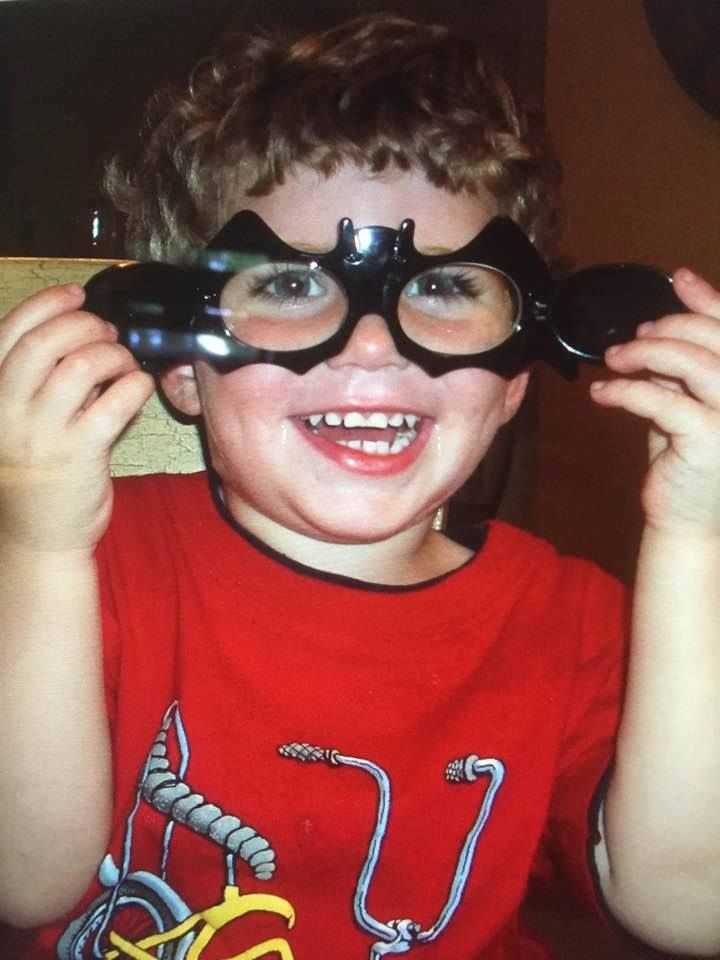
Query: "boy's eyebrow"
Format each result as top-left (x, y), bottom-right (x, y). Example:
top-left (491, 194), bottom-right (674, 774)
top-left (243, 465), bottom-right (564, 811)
top-left (278, 228), bottom-right (462, 256)
top-left (292, 242), bottom-right (331, 253)
top-left (288, 240), bottom-right (458, 255)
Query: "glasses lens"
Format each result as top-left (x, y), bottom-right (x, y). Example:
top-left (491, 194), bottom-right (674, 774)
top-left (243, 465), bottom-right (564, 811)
top-left (217, 260), bottom-right (347, 351)
top-left (399, 264), bottom-right (519, 355)
top-left (551, 264), bottom-right (683, 361)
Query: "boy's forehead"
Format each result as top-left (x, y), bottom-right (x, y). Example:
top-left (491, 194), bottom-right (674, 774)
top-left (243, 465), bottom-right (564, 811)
top-left (228, 163), bottom-right (498, 254)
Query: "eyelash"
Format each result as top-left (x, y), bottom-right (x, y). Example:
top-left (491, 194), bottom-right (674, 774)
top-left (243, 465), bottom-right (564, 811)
top-left (406, 270), bottom-right (483, 300)
top-left (247, 265), bottom-right (321, 301)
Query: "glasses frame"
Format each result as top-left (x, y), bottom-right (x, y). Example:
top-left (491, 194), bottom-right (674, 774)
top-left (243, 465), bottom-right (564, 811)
top-left (84, 212), bottom-right (684, 381)
top-left (84, 211), bottom-right (577, 379)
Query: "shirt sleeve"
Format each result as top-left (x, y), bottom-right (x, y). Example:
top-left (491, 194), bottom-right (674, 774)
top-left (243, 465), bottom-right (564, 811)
top-left (532, 562), bottom-right (629, 915)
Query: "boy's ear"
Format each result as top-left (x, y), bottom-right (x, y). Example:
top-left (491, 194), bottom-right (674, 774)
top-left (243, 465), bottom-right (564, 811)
top-left (501, 370), bottom-right (530, 424)
top-left (158, 363), bottom-right (202, 417)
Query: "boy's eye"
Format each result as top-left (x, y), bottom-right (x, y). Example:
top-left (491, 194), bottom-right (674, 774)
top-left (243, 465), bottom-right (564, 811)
top-left (218, 261), bottom-right (347, 351)
top-left (400, 262), bottom-right (519, 355)
top-left (404, 268), bottom-right (480, 300)
top-left (249, 264), bottom-right (326, 301)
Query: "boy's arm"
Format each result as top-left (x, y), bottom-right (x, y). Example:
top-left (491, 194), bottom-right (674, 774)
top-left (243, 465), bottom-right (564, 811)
top-left (589, 269), bottom-right (720, 955)
top-left (0, 284), bottom-right (154, 927)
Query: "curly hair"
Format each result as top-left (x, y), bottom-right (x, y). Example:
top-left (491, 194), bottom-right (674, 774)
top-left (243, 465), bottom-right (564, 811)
top-left (105, 14), bottom-right (560, 260)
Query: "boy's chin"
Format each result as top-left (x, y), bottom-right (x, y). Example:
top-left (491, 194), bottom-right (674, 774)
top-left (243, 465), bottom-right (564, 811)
top-left (218, 480), bottom-right (445, 550)
top-left (288, 510), bottom-right (434, 545)
top-left (253, 503), bottom-right (439, 550)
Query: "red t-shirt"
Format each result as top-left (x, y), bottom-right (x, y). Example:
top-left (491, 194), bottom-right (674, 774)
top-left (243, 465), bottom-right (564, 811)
top-left (16, 472), bottom-right (627, 960)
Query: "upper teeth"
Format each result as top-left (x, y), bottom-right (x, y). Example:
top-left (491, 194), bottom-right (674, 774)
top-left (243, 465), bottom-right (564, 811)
top-left (306, 411), bottom-right (419, 429)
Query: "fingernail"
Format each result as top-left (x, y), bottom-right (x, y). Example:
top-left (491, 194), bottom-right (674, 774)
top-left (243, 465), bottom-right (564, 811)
top-left (635, 322), bottom-right (655, 336)
top-left (590, 380), bottom-right (607, 392)
top-left (63, 283), bottom-right (85, 295)
top-left (674, 267), bottom-right (698, 285)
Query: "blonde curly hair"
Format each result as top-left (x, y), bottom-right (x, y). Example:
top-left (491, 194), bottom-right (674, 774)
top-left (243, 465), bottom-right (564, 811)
top-left (106, 14), bottom-right (560, 260)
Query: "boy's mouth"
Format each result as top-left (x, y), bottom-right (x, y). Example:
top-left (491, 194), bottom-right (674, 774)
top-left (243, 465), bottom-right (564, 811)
top-left (298, 410), bottom-right (421, 456)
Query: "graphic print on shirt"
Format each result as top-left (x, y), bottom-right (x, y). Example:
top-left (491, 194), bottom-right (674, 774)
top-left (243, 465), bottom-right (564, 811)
top-left (278, 741), bottom-right (505, 958)
top-left (56, 701), bottom-right (295, 960)
top-left (56, 702), bottom-right (506, 960)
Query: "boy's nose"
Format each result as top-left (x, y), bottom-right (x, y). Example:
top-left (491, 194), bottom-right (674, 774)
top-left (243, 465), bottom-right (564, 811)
top-left (326, 313), bottom-right (409, 371)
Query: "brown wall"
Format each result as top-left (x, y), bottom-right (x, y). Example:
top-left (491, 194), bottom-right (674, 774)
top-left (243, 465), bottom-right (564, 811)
top-left (526, 0), bottom-right (720, 582)
top-left (520, 10), bottom-right (718, 954)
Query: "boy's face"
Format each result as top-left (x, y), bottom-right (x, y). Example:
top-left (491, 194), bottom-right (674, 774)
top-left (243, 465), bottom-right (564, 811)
top-left (162, 164), bottom-right (528, 549)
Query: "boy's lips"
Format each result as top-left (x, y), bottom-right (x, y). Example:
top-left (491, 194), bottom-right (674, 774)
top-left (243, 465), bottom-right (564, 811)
top-left (293, 408), bottom-right (430, 474)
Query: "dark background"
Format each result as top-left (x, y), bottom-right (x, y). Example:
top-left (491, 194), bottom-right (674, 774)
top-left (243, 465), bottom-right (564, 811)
top-left (643, 0), bottom-right (720, 122)
top-left (0, 0), bottom-right (545, 258)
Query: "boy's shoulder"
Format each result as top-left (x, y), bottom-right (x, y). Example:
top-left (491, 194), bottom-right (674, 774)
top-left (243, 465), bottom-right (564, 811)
top-left (483, 519), bottom-right (627, 636)
top-left (111, 469), bottom-right (208, 511)
top-left (106, 470), bottom-right (215, 550)
top-left (112, 470), bottom-right (207, 491)
top-left (485, 518), bottom-right (618, 583)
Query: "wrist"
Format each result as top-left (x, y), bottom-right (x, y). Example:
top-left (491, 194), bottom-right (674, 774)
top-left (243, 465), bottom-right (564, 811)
top-left (640, 521), bottom-right (720, 556)
top-left (0, 538), bottom-right (98, 574)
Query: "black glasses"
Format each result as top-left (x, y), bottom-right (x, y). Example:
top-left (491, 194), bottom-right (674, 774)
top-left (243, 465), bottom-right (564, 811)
top-left (84, 211), bottom-right (685, 379)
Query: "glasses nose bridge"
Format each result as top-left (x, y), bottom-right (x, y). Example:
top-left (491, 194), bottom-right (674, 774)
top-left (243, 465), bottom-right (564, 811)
top-left (339, 248), bottom-right (404, 336)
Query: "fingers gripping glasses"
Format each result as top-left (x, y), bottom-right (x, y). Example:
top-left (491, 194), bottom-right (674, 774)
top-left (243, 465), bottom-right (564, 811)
top-left (84, 211), bottom-right (685, 380)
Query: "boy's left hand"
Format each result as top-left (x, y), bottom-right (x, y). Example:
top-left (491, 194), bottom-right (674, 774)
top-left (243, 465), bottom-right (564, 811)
top-left (590, 268), bottom-right (720, 537)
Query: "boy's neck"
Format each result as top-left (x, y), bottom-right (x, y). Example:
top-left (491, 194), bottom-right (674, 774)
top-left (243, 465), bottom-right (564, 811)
top-left (220, 488), bottom-right (474, 587)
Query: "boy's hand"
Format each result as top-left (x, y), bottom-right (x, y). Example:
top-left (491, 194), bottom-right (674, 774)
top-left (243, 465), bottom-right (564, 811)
top-left (590, 268), bottom-right (720, 537)
top-left (0, 283), bottom-right (154, 553)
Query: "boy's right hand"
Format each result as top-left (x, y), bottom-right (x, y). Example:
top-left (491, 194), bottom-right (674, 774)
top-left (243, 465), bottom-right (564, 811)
top-left (0, 283), bottom-right (155, 554)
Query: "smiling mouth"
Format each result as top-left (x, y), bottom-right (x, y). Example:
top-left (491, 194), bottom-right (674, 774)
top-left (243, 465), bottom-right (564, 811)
top-left (299, 410), bottom-right (421, 455)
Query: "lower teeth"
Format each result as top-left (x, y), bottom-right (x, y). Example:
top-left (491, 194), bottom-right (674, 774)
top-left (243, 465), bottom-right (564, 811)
top-left (336, 432), bottom-right (416, 455)
top-left (301, 417), bottom-right (419, 456)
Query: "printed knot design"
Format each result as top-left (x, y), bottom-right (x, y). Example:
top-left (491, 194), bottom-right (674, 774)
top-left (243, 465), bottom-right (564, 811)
top-left (278, 742), bottom-right (339, 765)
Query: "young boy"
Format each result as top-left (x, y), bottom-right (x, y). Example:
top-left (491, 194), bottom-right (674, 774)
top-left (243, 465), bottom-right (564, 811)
top-left (2, 13), bottom-right (720, 960)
